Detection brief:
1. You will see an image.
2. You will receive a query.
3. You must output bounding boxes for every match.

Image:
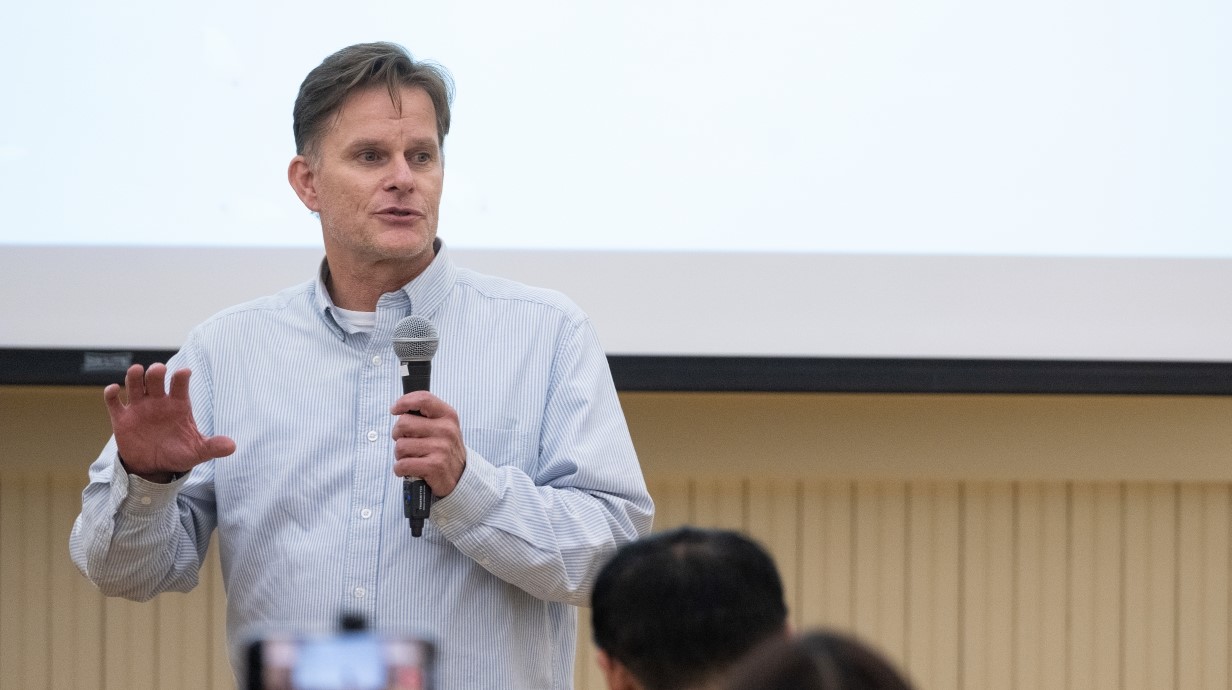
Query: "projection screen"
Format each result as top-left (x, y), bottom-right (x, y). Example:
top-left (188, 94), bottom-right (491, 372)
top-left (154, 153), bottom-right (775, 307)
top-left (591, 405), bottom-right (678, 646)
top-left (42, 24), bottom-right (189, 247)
top-left (1, 1), bottom-right (1229, 390)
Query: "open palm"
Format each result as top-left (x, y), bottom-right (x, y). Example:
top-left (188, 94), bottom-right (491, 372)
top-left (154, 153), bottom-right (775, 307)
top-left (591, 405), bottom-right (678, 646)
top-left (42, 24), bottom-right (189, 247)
top-left (104, 363), bottom-right (235, 476)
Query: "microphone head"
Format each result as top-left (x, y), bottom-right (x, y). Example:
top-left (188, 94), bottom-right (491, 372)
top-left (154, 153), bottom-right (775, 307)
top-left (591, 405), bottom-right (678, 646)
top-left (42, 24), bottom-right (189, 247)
top-left (392, 315), bottom-right (440, 362)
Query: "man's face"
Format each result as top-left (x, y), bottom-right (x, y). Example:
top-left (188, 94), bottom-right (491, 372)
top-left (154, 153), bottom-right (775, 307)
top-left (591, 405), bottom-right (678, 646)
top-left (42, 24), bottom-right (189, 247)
top-left (290, 85), bottom-right (444, 276)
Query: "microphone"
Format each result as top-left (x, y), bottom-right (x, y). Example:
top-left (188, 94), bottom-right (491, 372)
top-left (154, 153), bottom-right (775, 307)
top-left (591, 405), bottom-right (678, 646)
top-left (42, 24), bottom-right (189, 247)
top-left (392, 315), bottom-right (440, 537)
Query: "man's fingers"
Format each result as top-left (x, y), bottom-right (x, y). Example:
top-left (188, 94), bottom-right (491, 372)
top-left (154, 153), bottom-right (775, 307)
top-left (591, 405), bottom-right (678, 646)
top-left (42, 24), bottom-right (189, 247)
top-left (145, 363), bottom-right (168, 399)
top-left (123, 364), bottom-right (146, 401)
top-left (390, 391), bottom-right (455, 420)
top-left (103, 383), bottom-right (125, 415)
top-left (168, 368), bottom-right (193, 400)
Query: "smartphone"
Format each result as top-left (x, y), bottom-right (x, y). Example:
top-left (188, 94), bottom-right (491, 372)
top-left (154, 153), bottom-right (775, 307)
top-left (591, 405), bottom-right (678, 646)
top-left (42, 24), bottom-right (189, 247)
top-left (245, 631), bottom-right (435, 690)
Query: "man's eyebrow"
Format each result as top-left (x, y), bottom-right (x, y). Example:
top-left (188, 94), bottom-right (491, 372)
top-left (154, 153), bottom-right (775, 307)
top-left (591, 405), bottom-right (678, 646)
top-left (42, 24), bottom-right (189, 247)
top-left (344, 138), bottom-right (385, 151)
top-left (342, 136), bottom-right (439, 152)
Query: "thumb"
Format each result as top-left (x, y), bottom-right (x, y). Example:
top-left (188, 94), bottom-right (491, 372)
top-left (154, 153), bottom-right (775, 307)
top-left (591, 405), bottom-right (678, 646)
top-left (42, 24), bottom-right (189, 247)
top-left (200, 435), bottom-right (237, 460)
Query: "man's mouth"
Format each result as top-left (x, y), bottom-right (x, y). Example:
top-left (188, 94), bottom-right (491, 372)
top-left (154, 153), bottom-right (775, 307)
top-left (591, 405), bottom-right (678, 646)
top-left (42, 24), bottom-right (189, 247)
top-left (376, 207), bottom-right (421, 218)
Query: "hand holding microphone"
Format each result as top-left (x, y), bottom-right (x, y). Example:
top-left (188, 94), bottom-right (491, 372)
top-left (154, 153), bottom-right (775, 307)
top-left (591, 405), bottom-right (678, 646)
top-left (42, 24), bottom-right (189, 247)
top-left (390, 316), bottom-right (465, 536)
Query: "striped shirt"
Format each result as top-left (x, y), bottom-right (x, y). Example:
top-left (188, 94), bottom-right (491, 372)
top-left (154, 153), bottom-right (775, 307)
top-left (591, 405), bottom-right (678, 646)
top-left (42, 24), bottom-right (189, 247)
top-left (70, 241), bottom-right (655, 689)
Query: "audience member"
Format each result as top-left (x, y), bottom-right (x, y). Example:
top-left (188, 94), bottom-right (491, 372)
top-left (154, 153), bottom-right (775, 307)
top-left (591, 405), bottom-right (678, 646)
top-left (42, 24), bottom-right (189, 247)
top-left (723, 629), bottom-right (916, 690)
top-left (591, 526), bottom-right (789, 690)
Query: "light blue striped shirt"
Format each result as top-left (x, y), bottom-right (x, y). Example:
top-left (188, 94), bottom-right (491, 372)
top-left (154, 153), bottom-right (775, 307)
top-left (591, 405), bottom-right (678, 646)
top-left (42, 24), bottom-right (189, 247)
top-left (70, 241), bottom-right (654, 689)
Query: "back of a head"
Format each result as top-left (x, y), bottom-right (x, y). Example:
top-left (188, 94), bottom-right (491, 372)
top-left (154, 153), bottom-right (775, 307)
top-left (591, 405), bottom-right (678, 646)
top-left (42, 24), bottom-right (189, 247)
top-left (722, 630), bottom-right (916, 690)
top-left (591, 527), bottom-right (789, 690)
top-left (292, 42), bottom-right (455, 158)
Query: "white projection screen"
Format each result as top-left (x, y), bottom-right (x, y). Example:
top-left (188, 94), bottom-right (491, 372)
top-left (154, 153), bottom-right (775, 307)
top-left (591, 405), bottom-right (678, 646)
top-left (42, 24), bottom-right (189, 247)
top-left (1, 1), bottom-right (1229, 391)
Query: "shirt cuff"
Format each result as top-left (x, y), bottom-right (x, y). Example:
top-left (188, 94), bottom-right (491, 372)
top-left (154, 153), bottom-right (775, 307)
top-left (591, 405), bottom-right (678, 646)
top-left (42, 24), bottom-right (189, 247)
top-left (431, 446), bottom-right (502, 537)
top-left (118, 460), bottom-right (187, 515)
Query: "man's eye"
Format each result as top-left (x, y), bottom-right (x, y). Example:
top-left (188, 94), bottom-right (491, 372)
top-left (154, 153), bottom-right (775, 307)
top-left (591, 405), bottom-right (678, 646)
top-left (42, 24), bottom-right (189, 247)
top-left (414, 152), bottom-right (433, 164)
top-left (359, 151), bottom-right (381, 162)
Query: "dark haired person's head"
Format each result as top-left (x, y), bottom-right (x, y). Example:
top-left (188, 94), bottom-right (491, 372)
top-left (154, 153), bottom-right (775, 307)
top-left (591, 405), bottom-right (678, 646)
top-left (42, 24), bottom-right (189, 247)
top-left (723, 629), bottom-right (915, 690)
top-left (292, 42), bottom-right (454, 160)
top-left (591, 527), bottom-right (789, 690)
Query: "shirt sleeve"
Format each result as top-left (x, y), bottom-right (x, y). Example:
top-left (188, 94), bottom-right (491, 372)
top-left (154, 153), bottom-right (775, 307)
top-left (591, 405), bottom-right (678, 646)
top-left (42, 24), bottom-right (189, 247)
top-left (429, 317), bottom-right (655, 607)
top-left (68, 338), bottom-right (219, 601)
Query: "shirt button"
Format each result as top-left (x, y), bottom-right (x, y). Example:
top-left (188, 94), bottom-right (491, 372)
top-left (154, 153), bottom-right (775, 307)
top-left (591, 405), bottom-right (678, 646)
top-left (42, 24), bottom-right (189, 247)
top-left (353, 587), bottom-right (366, 599)
top-left (139, 496), bottom-right (152, 506)
top-left (371, 355), bottom-right (382, 366)
top-left (367, 430), bottom-right (378, 442)
top-left (360, 508), bottom-right (373, 519)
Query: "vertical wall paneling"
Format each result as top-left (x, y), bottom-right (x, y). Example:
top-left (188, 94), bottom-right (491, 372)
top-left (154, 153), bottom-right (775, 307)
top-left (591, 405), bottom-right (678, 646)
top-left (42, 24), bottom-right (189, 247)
top-left (49, 474), bottom-right (104, 690)
top-left (852, 482), bottom-right (908, 661)
top-left (20, 474), bottom-right (51, 689)
top-left (1175, 485), bottom-right (1229, 690)
top-left (645, 478), bottom-right (690, 531)
top-left (905, 481), bottom-right (960, 690)
top-left (156, 590), bottom-right (213, 689)
top-left (691, 478), bottom-right (745, 531)
top-left (0, 475), bottom-right (25, 690)
top-left (102, 597), bottom-right (159, 690)
top-left (205, 541), bottom-right (232, 690)
top-left (747, 479), bottom-right (800, 628)
top-left (13, 470), bottom-right (1232, 690)
top-left (960, 482), bottom-right (1015, 690)
top-left (1126, 484), bottom-right (1179, 690)
top-left (1013, 482), bottom-right (1069, 690)
top-left (797, 480), bottom-right (855, 631)
top-left (573, 605), bottom-right (597, 690)
top-left (1069, 483), bottom-right (1123, 690)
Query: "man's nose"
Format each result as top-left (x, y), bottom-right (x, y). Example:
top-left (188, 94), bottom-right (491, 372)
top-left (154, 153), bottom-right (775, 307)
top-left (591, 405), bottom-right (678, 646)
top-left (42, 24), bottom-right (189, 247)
top-left (385, 156), bottom-right (416, 191)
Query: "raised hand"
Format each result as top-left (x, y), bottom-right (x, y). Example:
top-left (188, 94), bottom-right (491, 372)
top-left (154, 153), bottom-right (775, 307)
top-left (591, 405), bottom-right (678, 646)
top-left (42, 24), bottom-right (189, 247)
top-left (103, 363), bottom-right (236, 481)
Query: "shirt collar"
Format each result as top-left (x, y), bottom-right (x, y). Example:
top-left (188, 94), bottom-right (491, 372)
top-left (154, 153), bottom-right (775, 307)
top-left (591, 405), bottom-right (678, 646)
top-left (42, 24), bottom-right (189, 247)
top-left (313, 237), bottom-right (459, 340)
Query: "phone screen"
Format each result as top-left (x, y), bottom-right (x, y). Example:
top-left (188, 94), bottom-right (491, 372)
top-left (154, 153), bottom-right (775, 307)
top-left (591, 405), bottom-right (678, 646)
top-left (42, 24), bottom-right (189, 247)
top-left (247, 632), bottom-right (434, 690)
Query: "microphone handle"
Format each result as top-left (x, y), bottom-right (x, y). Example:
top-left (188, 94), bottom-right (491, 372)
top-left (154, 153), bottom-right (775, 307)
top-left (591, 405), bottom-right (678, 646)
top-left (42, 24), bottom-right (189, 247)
top-left (400, 360), bottom-right (433, 537)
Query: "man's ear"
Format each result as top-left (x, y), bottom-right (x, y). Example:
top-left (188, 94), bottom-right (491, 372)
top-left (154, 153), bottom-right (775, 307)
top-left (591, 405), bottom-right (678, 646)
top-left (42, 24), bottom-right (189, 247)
top-left (287, 155), bottom-right (320, 212)
top-left (596, 649), bottom-right (642, 690)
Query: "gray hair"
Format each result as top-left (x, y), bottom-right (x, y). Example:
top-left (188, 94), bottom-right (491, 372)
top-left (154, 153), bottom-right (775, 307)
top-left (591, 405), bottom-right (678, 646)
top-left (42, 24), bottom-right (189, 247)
top-left (292, 42), bottom-right (454, 158)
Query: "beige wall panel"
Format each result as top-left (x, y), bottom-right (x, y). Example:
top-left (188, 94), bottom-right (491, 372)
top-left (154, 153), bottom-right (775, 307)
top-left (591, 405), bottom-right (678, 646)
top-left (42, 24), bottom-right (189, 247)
top-left (50, 474), bottom-right (104, 690)
top-left (960, 483), bottom-right (1015, 690)
top-left (1, 475), bottom-right (35, 690)
top-left (0, 473), bottom-right (58, 690)
top-left (0, 476), bottom-right (16, 690)
top-left (1176, 485), bottom-right (1230, 690)
top-left (904, 481), bottom-right (960, 690)
top-left (20, 474), bottom-right (51, 690)
top-left (622, 392), bottom-right (1232, 482)
top-left (157, 590), bottom-right (213, 690)
top-left (747, 479), bottom-right (800, 628)
top-left (102, 596), bottom-right (159, 690)
top-left (645, 478), bottom-right (690, 531)
top-left (573, 608), bottom-right (598, 690)
top-left (852, 482), bottom-right (908, 661)
top-left (1069, 484), bottom-right (1123, 690)
top-left (1013, 482), bottom-right (1068, 690)
top-left (1, 387), bottom-right (112, 474)
top-left (692, 478), bottom-right (745, 531)
top-left (205, 543), bottom-right (233, 690)
top-left (798, 480), bottom-right (855, 630)
top-left (1124, 484), bottom-right (1178, 690)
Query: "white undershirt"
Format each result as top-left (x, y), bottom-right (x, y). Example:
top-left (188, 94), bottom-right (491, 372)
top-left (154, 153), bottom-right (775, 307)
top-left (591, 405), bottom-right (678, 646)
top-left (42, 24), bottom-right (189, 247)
top-left (332, 306), bottom-right (377, 334)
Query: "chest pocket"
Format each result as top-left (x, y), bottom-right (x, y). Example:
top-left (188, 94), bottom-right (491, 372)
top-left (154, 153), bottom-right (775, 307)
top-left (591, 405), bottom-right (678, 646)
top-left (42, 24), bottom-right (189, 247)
top-left (462, 426), bottom-right (535, 469)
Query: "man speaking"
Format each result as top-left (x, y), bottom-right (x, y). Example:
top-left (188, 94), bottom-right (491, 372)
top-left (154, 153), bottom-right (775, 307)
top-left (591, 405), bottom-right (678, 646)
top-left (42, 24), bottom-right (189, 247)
top-left (69, 42), bottom-right (654, 688)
